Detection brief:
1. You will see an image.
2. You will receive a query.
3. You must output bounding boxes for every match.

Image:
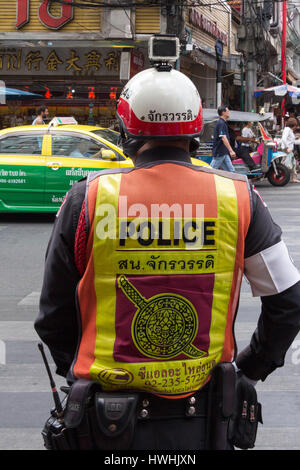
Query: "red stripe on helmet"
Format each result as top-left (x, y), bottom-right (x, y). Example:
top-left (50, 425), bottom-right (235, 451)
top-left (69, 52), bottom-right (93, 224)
top-left (117, 97), bottom-right (203, 137)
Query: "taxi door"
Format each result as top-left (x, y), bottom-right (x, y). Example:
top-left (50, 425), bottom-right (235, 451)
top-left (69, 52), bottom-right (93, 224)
top-left (0, 131), bottom-right (46, 211)
top-left (44, 132), bottom-right (131, 209)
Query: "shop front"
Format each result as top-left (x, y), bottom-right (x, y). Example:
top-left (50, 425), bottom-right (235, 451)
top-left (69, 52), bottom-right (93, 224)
top-left (0, 45), bottom-right (123, 129)
top-left (0, 0), bottom-right (146, 129)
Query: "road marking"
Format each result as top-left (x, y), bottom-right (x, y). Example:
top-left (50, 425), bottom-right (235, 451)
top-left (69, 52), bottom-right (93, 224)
top-left (0, 429), bottom-right (45, 450)
top-left (0, 340), bottom-right (5, 365)
top-left (0, 364), bottom-right (66, 392)
top-left (268, 207), bottom-right (300, 212)
top-left (254, 427), bottom-right (300, 450)
top-left (0, 322), bottom-right (38, 341)
top-left (18, 292), bottom-right (40, 306)
top-left (282, 227), bottom-right (300, 232)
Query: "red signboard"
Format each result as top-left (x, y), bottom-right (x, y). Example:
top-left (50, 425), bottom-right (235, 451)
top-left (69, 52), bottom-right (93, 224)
top-left (227, 0), bottom-right (242, 15)
top-left (189, 9), bottom-right (228, 46)
top-left (130, 50), bottom-right (145, 79)
top-left (16, 0), bottom-right (74, 30)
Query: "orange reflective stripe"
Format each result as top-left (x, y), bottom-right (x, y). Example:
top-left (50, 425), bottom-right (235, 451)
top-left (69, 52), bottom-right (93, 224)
top-left (73, 178), bottom-right (99, 379)
top-left (220, 179), bottom-right (251, 363)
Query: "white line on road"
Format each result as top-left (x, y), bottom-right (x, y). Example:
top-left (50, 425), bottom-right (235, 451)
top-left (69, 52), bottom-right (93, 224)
top-left (18, 292), bottom-right (40, 306)
top-left (254, 427), bottom-right (300, 450)
top-left (267, 208), bottom-right (300, 212)
top-left (0, 322), bottom-right (39, 341)
top-left (0, 364), bottom-right (66, 392)
top-left (0, 429), bottom-right (45, 451)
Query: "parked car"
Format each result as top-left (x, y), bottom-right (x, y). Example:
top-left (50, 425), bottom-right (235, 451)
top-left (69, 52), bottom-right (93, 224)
top-left (0, 117), bottom-right (208, 213)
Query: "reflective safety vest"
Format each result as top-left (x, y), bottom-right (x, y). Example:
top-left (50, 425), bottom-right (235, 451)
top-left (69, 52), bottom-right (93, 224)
top-left (73, 162), bottom-right (251, 396)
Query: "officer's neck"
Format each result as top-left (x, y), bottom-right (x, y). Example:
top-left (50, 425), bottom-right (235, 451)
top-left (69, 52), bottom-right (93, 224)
top-left (133, 140), bottom-right (190, 165)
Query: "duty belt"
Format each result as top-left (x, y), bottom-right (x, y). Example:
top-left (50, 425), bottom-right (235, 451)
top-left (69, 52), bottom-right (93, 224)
top-left (137, 387), bottom-right (209, 420)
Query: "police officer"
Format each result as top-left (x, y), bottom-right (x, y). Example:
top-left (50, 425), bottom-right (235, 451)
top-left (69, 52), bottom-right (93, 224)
top-left (35, 63), bottom-right (300, 451)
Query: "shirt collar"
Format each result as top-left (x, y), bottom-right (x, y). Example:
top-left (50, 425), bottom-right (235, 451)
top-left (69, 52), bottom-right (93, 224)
top-left (134, 146), bottom-right (192, 168)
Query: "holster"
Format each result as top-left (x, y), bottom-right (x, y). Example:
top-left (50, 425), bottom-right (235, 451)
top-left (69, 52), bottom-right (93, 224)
top-left (50, 378), bottom-right (139, 450)
top-left (228, 372), bottom-right (263, 449)
top-left (88, 392), bottom-right (139, 450)
top-left (206, 362), bottom-right (236, 450)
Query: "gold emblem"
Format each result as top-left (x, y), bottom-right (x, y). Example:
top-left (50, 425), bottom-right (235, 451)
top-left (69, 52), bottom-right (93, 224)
top-left (118, 275), bottom-right (206, 359)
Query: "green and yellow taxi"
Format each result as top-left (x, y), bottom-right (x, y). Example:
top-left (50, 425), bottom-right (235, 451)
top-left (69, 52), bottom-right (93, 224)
top-left (0, 117), bottom-right (208, 213)
top-left (0, 117), bottom-right (133, 213)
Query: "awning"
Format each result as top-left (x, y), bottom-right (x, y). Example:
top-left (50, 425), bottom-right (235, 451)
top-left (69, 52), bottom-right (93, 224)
top-left (254, 84), bottom-right (300, 98)
top-left (203, 108), bottom-right (272, 122)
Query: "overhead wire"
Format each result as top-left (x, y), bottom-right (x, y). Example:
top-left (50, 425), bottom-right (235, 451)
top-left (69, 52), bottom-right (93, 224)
top-left (50, 0), bottom-right (287, 10)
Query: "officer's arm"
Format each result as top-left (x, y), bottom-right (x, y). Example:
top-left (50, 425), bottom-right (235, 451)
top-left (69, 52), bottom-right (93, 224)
top-left (237, 189), bottom-right (300, 381)
top-left (34, 181), bottom-right (86, 377)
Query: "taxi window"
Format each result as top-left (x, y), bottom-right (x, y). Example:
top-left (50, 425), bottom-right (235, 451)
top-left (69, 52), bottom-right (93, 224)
top-left (51, 135), bottom-right (119, 160)
top-left (0, 134), bottom-right (42, 155)
top-left (91, 129), bottom-right (120, 146)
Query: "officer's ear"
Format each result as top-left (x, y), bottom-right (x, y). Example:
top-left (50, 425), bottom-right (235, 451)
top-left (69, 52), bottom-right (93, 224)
top-left (190, 138), bottom-right (199, 153)
top-left (117, 124), bottom-right (146, 160)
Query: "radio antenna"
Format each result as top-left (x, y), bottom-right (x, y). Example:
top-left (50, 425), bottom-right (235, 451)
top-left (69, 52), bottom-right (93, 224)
top-left (38, 342), bottom-right (63, 418)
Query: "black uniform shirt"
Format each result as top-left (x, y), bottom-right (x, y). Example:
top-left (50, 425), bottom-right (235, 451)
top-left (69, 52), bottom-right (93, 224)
top-left (35, 147), bottom-right (300, 382)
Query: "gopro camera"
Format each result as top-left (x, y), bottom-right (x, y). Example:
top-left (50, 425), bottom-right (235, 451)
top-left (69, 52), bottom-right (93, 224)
top-left (149, 35), bottom-right (180, 63)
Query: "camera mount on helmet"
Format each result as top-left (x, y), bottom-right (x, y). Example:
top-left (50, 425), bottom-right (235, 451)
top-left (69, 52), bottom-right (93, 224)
top-left (116, 34), bottom-right (203, 158)
top-left (148, 35), bottom-right (180, 72)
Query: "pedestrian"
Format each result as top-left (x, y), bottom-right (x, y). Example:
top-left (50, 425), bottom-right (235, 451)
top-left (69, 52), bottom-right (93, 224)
top-left (211, 105), bottom-right (236, 172)
top-left (32, 105), bottom-right (49, 125)
top-left (239, 122), bottom-right (260, 171)
top-left (281, 118), bottom-right (300, 183)
top-left (35, 63), bottom-right (300, 451)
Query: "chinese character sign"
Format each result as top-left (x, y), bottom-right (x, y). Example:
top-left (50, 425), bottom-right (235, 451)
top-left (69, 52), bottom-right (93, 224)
top-left (0, 48), bottom-right (121, 77)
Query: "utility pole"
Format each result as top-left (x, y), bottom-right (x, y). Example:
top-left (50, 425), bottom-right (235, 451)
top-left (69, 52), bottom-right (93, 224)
top-left (237, 0), bottom-right (275, 112)
top-left (244, 0), bottom-right (257, 112)
top-left (281, 0), bottom-right (287, 126)
top-left (215, 39), bottom-right (223, 107)
top-left (281, 0), bottom-right (287, 85)
top-left (240, 59), bottom-right (244, 111)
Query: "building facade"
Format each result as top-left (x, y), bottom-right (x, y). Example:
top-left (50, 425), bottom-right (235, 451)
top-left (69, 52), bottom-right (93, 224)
top-left (0, 0), bottom-right (144, 127)
top-left (5, 0), bottom-right (300, 127)
top-left (0, 0), bottom-right (262, 127)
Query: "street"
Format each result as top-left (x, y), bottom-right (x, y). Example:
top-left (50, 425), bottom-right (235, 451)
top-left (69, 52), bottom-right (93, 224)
top-left (0, 181), bottom-right (300, 450)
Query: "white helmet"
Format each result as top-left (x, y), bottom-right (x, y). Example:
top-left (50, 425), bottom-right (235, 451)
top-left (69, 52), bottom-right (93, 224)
top-left (116, 67), bottom-right (202, 156)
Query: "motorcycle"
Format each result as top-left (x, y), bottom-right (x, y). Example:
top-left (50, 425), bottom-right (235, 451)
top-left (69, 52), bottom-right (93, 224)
top-left (196, 110), bottom-right (291, 187)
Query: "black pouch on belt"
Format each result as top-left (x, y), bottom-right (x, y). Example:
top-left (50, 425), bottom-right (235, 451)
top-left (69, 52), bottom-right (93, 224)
top-left (206, 362), bottom-right (236, 450)
top-left (88, 392), bottom-right (139, 450)
top-left (228, 372), bottom-right (263, 449)
top-left (63, 379), bottom-right (139, 450)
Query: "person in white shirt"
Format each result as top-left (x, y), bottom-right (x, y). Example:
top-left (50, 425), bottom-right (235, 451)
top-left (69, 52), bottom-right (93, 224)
top-left (281, 118), bottom-right (300, 183)
top-left (32, 106), bottom-right (49, 125)
top-left (239, 122), bottom-right (260, 171)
